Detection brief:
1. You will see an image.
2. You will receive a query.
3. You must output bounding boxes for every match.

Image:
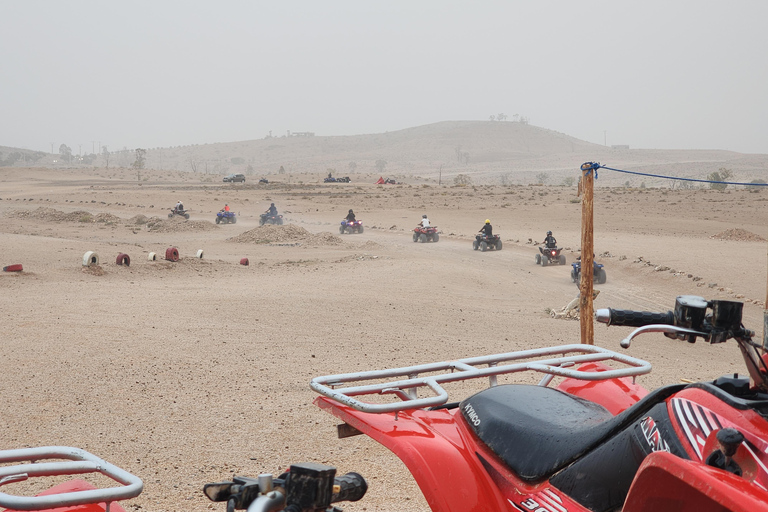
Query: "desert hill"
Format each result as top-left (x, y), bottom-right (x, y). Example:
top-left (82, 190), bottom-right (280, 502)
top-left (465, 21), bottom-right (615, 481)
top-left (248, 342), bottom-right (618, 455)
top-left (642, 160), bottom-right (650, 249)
top-left (4, 121), bottom-right (767, 186)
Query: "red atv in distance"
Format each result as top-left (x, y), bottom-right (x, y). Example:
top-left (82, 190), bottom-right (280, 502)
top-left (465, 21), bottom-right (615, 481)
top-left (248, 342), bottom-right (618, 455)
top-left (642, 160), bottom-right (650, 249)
top-left (309, 295), bottom-right (768, 512)
top-left (413, 226), bottom-right (439, 243)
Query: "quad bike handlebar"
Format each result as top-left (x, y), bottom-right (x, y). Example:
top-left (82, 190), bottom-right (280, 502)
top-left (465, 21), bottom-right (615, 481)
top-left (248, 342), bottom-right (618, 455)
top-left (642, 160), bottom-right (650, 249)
top-left (204, 463), bottom-right (366, 512)
top-left (596, 295), bottom-right (768, 392)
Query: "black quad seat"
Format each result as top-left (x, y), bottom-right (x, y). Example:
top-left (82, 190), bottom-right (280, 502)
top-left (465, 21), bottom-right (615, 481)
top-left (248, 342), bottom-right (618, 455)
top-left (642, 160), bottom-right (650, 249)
top-left (460, 383), bottom-right (683, 482)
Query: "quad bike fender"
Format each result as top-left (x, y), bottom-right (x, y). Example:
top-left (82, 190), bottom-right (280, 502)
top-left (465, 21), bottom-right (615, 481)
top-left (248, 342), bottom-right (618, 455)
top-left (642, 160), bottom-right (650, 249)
top-left (623, 450), bottom-right (768, 512)
top-left (314, 397), bottom-right (509, 512)
top-left (2, 480), bottom-right (128, 512)
top-left (556, 362), bottom-right (648, 415)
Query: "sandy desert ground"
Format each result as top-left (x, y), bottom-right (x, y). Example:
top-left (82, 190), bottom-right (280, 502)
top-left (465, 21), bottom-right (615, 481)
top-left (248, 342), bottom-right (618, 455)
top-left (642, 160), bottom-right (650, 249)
top-left (1, 166), bottom-right (768, 511)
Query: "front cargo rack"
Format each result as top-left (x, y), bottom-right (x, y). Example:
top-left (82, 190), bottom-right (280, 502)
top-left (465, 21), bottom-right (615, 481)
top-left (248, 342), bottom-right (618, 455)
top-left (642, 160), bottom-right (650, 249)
top-left (311, 344), bottom-right (651, 414)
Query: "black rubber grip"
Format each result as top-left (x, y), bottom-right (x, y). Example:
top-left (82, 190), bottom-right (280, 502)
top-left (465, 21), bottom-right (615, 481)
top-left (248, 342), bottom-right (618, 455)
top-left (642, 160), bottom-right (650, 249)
top-left (332, 472), bottom-right (368, 503)
top-left (607, 309), bottom-right (674, 327)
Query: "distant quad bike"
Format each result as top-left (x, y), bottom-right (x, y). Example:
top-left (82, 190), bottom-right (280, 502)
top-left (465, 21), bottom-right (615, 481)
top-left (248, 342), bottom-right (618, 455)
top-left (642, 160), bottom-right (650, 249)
top-left (340, 219), bottom-right (364, 234)
top-left (259, 178), bottom-right (269, 184)
top-left (215, 211), bottom-right (237, 224)
top-left (572, 260), bottom-right (607, 284)
top-left (168, 208), bottom-right (189, 220)
top-left (473, 234), bottom-right (502, 252)
top-left (536, 246), bottom-right (566, 266)
top-left (259, 213), bottom-right (284, 226)
top-left (413, 226), bottom-right (439, 243)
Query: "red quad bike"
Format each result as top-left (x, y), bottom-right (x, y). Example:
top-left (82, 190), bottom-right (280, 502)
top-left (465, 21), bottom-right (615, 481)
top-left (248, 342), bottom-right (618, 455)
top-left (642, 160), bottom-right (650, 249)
top-left (536, 246), bottom-right (566, 266)
top-left (414, 226), bottom-right (439, 243)
top-left (307, 295), bottom-right (768, 512)
top-left (473, 233), bottom-right (502, 252)
top-left (0, 447), bottom-right (143, 512)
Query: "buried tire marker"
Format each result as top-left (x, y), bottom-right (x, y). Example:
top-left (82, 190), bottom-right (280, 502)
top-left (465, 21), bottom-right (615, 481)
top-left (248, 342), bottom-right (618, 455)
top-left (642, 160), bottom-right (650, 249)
top-left (116, 253), bottom-right (131, 266)
top-left (82, 251), bottom-right (100, 267)
top-left (3, 264), bottom-right (23, 272)
top-left (165, 247), bottom-right (179, 262)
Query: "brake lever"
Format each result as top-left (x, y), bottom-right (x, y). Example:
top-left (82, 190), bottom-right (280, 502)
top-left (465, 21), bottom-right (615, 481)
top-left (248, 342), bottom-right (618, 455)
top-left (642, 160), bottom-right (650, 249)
top-left (621, 325), bottom-right (708, 348)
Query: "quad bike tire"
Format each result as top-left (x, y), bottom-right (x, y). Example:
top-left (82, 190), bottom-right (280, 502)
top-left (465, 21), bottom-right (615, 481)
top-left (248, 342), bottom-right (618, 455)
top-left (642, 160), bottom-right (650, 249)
top-left (473, 240), bottom-right (479, 250)
top-left (559, 255), bottom-right (566, 265)
top-left (168, 213), bottom-right (174, 219)
top-left (240, 257), bottom-right (249, 266)
top-left (358, 225), bottom-right (363, 233)
top-left (535, 254), bottom-right (541, 265)
top-left (116, 253), bottom-right (130, 266)
top-left (571, 270), bottom-right (579, 283)
top-left (231, 216), bottom-right (236, 224)
top-left (215, 217), bottom-right (221, 224)
top-left (413, 232), bottom-right (419, 242)
top-left (82, 251), bottom-right (99, 267)
top-left (419, 234), bottom-right (427, 243)
top-left (165, 247), bottom-right (179, 262)
top-left (480, 241), bottom-right (488, 252)
top-left (541, 255), bottom-right (548, 267)
top-left (432, 233), bottom-right (439, 242)
top-left (597, 268), bottom-right (607, 284)
top-left (341, 226), bottom-right (346, 234)
top-left (495, 240), bottom-right (502, 250)
top-left (3, 264), bottom-right (23, 272)
top-left (259, 218), bottom-right (266, 226)
top-left (184, 214), bottom-right (190, 220)
top-left (277, 218), bottom-right (283, 225)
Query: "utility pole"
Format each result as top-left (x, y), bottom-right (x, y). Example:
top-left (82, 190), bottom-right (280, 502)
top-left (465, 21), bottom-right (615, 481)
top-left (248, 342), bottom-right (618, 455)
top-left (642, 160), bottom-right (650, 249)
top-left (579, 162), bottom-right (596, 345)
top-left (50, 143), bottom-right (54, 154)
top-left (92, 141), bottom-right (96, 154)
top-left (603, 130), bottom-right (607, 146)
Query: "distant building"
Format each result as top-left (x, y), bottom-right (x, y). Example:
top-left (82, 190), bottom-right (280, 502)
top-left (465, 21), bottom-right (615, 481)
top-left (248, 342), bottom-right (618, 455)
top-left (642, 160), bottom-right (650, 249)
top-left (287, 131), bottom-right (315, 137)
top-left (611, 145), bottom-right (630, 150)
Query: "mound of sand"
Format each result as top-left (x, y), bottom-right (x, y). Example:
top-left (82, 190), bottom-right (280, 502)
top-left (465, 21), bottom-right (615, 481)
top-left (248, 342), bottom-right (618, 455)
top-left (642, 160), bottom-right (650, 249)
top-left (8, 207), bottom-right (97, 223)
top-left (710, 228), bottom-right (766, 242)
top-left (145, 217), bottom-right (218, 233)
top-left (227, 224), bottom-right (343, 246)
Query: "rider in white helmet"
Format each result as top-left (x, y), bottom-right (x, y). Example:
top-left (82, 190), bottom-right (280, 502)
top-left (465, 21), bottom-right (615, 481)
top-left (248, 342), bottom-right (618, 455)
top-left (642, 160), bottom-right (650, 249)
top-left (419, 214), bottom-right (430, 228)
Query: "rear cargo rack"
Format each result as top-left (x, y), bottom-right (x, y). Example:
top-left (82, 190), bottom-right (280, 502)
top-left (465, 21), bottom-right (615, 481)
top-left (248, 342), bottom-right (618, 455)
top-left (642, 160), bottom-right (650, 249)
top-left (311, 344), bottom-right (651, 414)
top-left (0, 446), bottom-right (143, 511)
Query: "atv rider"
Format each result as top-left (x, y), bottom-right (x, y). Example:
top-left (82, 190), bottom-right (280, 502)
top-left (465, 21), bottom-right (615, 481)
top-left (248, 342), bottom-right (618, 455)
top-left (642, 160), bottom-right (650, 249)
top-left (174, 200), bottom-right (184, 213)
top-left (419, 214), bottom-right (430, 228)
top-left (544, 230), bottom-right (557, 248)
top-left (220, 204), bottom-right (230, 213)
top-left (266, 203), bottom-right (278, 216)
top-left (479, 219), bottom-right (493, 238)
top-left (346, 209), bottom-right (356, 222)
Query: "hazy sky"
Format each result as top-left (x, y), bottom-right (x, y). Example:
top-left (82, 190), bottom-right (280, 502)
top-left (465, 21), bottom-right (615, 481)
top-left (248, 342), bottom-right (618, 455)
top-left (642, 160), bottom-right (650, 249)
top-left (2, 1), bottom-right (767, 154)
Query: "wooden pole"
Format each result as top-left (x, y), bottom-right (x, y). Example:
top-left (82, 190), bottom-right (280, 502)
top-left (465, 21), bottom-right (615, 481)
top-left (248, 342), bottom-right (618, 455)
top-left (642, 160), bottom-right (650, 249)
top-left (580, 163), bottom-right (595, 345)
top-left (763, 241), bottom-right (768, 350)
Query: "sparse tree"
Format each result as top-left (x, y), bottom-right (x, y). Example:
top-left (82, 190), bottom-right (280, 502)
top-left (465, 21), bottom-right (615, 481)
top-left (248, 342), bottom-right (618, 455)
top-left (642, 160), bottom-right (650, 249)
top-left (747, 179), bottom-right (766, 192)
top-left (189, 157), bottom-right (199, 173)
top-left (707, 167), bottom-right (733, 191)
top-left (454, 174), bottom-right (473, 186)
top-left (454, 145), bottom-right (462, 162)
top-left (535, 172), bottom-right (549, 185)
top-left (562, 176), bottom-right (575, 187)
top-left (348, 161), bottom-right (357, 173)
top-left (132, 148), bottom-right (146, 170)
top-left (375, 159), bottom-right (387, 173)
top-left (278, 165), bottom-right (286, 174)
top-left (59, 144), bottom-right (72, 163)
top-left (489, 115), bottom-right (496, 121)
top-left (497, 113), bottom-right (507, 121)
